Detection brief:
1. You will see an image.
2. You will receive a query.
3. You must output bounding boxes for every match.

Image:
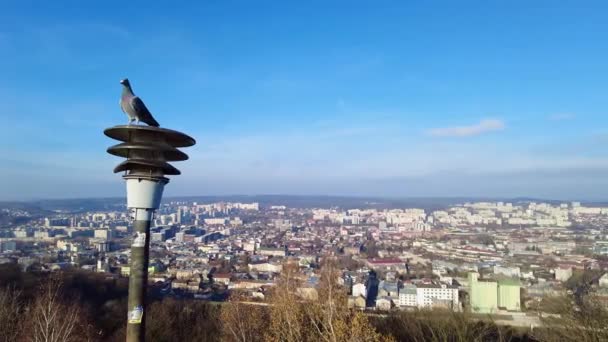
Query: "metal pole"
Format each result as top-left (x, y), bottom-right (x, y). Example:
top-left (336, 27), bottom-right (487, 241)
top-left (126, 209), bottom-right (152, 342)
top-left (104, 124), bottom-right (196, 342)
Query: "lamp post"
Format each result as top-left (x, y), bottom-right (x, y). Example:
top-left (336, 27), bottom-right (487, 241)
top-left (104, 125), bottom-right (195, 342)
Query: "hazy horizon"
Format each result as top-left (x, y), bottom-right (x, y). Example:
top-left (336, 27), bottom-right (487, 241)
top-left (3, 192), bottom-right (607, 204)
top-left (1, 1), bottom-right (607, 200)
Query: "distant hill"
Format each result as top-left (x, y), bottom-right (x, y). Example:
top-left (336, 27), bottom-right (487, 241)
top-left (2, 195), bottom-right (606, 214)
top-left (0, 198), bottom-right (125, 223)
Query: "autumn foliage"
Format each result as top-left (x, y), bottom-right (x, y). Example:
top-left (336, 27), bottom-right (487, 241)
top-left (220, 260), bottom-right (392, 342)
top-left (0, 263), bottom-right (604, 342)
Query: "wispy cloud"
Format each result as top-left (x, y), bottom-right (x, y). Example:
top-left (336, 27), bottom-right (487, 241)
top-left (427, 119), bottom-right (505, 137)
top-left (548, 113), bottom-right (575, 121)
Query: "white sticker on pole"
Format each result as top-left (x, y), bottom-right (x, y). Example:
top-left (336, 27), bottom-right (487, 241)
top-left (132, 232), bottom-right (146, 247)
top-left (128, 305), bottom-right (143, 324)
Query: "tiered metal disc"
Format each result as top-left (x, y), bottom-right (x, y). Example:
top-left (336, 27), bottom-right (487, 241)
top-left (104, 125), bottom-right (195, 177)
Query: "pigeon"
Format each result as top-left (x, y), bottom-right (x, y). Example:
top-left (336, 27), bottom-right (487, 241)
top-left (119, 78), bottom-right (160, 127)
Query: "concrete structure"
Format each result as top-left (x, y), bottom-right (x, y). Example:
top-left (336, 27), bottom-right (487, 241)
top-left (378, 280), bottom-right (399, 298)
top-left (599, 273), bottom-right (608, 288)
top-left (0, 240), bottom-right (17, 252)
top-left (555, 267), bottom-right (573, 282)
top-left (243, 242), bottom-right (256, 252)
top-left (366, 258), bottom-right (403, 270)
top-left (258, 247), bottom-right (286, 257)
top-left (97, 258), bottom-right (110, 273)
top-left (594, 241), bottom-right (608, 255)
top-left (493, 265), bottom-right (520, 278)
top-left (213, 274), bottom-right (231, 285)
top-left (398, 284), bottom-right (417, 307)
top-left (96, 241), bottom-right (110, 252)
top-left (497, 278), bottom-right (521, 311)
top-left (248, 262), bottom-right (282, 273)
top-left (416, 284), bottom-right (459, 309)
top-left (94, 229), bottom-right (113, 241)
top-left (14, 230), bottom-right (29, 238)
top-left (352, 283), bottom-right (367, 298)
top-left (469, 272), bottom-right (521, 313)
top-left (469, 272), bottom-right (498, 313)
top-left (397, 283), bottom-right (459, 310)
top-left (204, 218), bottom-right (227, 225)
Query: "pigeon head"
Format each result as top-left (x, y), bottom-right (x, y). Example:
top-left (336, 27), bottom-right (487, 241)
top-left (120, 78), bottom-right (130, 87)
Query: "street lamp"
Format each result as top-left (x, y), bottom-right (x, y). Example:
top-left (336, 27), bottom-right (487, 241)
top-left (104, 124), bottom-right (195, 342)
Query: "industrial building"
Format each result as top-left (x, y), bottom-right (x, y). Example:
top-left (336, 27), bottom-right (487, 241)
top-left (469, 272), bottom-right (521, 313)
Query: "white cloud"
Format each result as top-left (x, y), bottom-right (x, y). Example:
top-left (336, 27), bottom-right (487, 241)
top-left (427, 119), bottom-right (505, 137)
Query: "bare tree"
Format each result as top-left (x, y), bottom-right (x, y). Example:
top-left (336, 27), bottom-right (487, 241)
top-left (220, 293), bottom-right (266, 342)
top-left (534, 294), bottom-right (608, 342)
top-left (222, 260), bottom-right (392, 342)
top-left (265, 263), bottom-right (307, 342)
top-left (306, 259), bottom-right (389, 342)
top-left (27, 277), bottom-right (86, 342)
top-left (0, 286), bottom-right (23, 342)
top-left (307, 260), bottom-right (347, 342)
top-left (373, 309), bottom-right (510, 342)
top-left (146, 298), bottom-right (222, 342)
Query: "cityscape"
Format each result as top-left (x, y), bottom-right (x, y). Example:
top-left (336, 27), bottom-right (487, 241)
top-left (2, 1), bottom-right (608, 341)
top-left (3, 197), bottom-right (608, 330)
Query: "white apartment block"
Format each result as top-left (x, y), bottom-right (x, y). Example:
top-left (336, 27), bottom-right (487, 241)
top-left (352, 283), bottom-right (367, 298)
top-left (399, 284), bottom-right (459, 310)
top-left (398, 285), bottom-right (417, 307)
top-left (94, 229), bottom-right (112, 241)
top-left (204, 218), bottom-right (227, 225)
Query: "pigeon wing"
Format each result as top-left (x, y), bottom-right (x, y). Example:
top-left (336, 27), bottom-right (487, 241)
top-left (130, 96), bottom-right (160, 127)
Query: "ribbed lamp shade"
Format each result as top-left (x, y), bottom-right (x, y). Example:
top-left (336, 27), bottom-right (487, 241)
top-left (104, 125), bottom-right (195, 177)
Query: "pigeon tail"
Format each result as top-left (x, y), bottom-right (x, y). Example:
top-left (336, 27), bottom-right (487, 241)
top-left (147, 116), bottom-right (160, 127)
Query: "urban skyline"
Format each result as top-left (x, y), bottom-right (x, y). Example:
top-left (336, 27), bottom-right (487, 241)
top-left (3, 196), bottom-right (608, 339)
top-left (3, 2), bottom-right (608, 341)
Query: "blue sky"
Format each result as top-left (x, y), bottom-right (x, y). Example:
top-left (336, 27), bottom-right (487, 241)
top-left (1, 1), bottom-right (607, 200)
